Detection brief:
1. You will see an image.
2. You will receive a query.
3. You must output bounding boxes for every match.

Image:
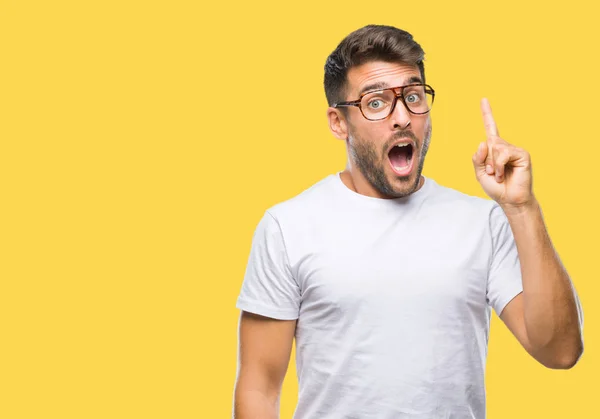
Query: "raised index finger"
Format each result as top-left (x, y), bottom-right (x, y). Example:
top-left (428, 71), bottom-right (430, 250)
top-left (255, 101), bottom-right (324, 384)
top-left (481, 97), bottom-right (499, 138)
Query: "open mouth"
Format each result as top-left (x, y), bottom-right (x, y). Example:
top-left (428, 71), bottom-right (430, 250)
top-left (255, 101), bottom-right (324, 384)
top-left (388, 142), bottom-right (414, 175)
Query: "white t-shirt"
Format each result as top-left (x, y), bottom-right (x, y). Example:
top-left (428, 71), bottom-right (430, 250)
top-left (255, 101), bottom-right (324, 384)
top-left (236, 172), bottom-right (525, 419)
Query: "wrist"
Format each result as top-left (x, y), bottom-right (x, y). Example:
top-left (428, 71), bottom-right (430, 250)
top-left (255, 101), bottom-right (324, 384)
top-left (500, 197), bottom-right (540, 218)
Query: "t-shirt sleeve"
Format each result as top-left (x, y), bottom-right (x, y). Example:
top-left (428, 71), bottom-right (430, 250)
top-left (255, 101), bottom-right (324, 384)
top-left (486, 203), bottom-right (524, 317)
top-left (236, 211), bottom-right (301, 320)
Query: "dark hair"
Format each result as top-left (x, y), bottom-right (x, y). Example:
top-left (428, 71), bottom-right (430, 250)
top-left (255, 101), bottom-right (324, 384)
top-left (324, 25), bottom-right (426, 108)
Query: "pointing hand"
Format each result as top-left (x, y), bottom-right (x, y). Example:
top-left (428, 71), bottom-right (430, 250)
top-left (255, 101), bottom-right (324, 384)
top-left (472, 98), bottom-right (534, 211)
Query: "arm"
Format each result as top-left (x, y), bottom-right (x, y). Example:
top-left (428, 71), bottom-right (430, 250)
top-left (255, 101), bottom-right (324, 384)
top-left (233, 311), bottom-right (296, 419)
top-left (473, 98), bottom-right (583, 369)
top-left (499, 201), bottom-right (583, 369)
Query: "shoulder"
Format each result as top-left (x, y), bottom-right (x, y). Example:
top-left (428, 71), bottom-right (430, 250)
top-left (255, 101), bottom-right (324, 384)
top-left (425, 177), bottom-right (496, 213)
top-left (420, 179), bottom-right (505, 248)
top-left (426, 179), bottom-right (514, 243)
top-left (265, 173), bottom-right (338, 222)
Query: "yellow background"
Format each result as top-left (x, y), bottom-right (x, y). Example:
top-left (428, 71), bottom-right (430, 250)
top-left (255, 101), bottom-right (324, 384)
top-left (1, 0), bottom-right (597, 417)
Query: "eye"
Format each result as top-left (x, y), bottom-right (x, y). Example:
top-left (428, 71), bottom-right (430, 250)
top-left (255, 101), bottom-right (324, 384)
top-left (405, 93), bottom-right (421, 103)
top-left (368, 99), bottom-right (385, 109)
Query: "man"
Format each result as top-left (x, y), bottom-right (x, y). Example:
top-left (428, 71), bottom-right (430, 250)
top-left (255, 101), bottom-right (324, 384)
top-left (233, 25), bottom-right (584, 419)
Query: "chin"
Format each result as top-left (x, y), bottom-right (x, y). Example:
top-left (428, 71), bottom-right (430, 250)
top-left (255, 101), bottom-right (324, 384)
top-left (390, 167), bottom-right (417, 183)
top-left (389, 169), bottom-right (421, 194)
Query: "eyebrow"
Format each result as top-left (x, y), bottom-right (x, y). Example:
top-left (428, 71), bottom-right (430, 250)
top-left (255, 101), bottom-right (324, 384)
top-left (358, 76), bottom-right (424, 95)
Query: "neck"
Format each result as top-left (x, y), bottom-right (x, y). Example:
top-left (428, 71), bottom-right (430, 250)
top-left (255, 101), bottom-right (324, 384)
top-left (339, 165), bottom-right (425, 199)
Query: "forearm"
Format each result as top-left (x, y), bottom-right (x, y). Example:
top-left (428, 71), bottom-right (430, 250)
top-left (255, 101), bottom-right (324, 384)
top-left (233, 381), bottom-right (279, 419)
top-left (503, 199), bottom-right (583, 365)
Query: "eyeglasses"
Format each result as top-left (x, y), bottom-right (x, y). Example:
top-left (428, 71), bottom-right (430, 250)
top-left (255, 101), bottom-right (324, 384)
top-left (333, 83), bottom-right (435, 121)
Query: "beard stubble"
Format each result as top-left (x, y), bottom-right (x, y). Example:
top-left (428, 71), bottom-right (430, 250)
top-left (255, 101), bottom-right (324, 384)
top-left (348, 124), bottom-right (432, 199)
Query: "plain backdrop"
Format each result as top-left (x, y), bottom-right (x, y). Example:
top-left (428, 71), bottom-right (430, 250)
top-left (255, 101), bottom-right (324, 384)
top-left (0, 1), bottom-right (597, 418)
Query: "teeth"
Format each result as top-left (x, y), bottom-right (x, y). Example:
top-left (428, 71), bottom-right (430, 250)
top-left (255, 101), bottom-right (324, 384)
top-left (395, 143), bottom-right (410, 148)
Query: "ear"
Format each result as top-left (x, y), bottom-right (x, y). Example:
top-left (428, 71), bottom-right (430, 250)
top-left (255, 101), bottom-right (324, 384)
top-left (327, 107), bottom-right (349, 141)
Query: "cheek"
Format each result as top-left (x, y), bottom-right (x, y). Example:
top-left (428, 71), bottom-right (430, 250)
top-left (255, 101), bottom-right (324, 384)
top-left (422, 117), bottom-right (432, 136)
top-left (350, 122), bottom-right (389, 158)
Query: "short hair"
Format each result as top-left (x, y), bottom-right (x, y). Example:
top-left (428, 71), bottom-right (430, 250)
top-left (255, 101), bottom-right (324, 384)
top-left (324, 25), bottom-right (426, 108)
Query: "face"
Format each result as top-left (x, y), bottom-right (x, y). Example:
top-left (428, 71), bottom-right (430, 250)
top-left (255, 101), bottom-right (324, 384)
top-left (331, 61), bottom-right (432, 199)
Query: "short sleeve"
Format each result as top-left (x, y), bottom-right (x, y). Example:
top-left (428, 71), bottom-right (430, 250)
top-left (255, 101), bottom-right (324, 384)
top-left (236, 211), bottom-right (301, 320)
top-left (575, 289), bottom-right (584, 333)
top-left (487, 203), bottom-right (524, 317)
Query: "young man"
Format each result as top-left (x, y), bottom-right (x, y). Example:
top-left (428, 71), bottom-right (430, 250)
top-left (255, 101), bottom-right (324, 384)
top-left (233, 24), bottom-right (584, 419)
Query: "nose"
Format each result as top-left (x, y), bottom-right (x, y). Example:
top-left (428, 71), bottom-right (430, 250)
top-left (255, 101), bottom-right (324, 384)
top-left (389, 96), bottom-right (412, 129)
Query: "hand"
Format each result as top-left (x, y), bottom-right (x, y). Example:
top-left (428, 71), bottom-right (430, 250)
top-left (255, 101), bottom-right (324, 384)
top-left (472, 98), bottom-right (535, 211)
